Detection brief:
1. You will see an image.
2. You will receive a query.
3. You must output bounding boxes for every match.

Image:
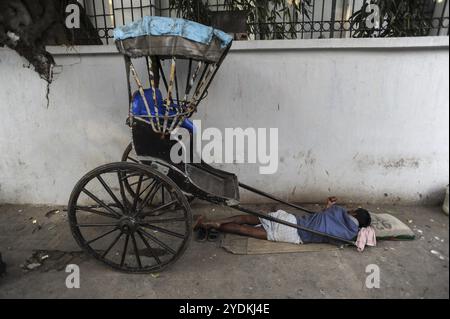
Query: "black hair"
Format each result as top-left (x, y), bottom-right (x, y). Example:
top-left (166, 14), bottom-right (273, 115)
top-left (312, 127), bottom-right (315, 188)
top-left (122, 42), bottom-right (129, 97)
top-left (354, 208), bottom-right (371, 228)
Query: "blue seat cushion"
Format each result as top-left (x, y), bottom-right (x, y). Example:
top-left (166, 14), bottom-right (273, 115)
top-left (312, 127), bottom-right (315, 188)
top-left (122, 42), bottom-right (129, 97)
top-left (132, 88), bottom-right (194, 132)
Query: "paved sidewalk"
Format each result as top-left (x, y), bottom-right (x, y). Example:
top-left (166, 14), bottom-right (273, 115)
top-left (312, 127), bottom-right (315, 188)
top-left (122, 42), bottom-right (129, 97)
top-left (0, 203), bottom-right (448, 298)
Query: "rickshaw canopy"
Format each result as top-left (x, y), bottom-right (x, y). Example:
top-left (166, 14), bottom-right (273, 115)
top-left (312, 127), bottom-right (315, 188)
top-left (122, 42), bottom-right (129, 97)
top-left (114, 16), bottom-right (233, 62)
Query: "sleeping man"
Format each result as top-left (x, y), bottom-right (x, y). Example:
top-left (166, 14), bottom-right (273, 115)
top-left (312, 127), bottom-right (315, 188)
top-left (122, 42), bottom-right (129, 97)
top-left (193, 197), bottom-right (372, 244)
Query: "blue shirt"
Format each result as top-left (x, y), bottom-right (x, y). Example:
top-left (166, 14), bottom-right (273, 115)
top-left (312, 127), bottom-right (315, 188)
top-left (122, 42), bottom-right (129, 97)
top-left (295, 206), bottom-right (359, 243)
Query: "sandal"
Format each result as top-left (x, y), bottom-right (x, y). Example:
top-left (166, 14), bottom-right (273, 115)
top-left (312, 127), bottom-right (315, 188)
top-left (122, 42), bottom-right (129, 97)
top-left (207, 228), bottom-right (220, 242)
top-left (195, 228), bottom-right (208, 242)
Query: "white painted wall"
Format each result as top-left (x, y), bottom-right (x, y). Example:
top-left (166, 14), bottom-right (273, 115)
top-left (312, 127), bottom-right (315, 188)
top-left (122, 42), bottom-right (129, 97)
top-left (0, 37), bottom-right (448, 205)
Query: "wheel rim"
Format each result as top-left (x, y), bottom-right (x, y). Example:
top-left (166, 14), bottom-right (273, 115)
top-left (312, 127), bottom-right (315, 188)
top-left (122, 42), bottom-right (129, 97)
top-left (121, 142), bottom-right (139, 164)
top-left (68, 162), bottom-right (192, 273)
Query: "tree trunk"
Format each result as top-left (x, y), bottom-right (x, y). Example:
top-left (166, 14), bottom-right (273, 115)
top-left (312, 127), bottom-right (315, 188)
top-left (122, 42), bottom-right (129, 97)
top-left (0, 0), bottom-right (101, 82)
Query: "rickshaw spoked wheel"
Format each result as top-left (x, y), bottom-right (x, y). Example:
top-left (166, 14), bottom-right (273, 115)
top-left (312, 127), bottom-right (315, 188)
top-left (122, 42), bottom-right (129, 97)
top-left (68, 162), bottom-right (192, 273)
top-left (121, 142), bottom-right (195, 204)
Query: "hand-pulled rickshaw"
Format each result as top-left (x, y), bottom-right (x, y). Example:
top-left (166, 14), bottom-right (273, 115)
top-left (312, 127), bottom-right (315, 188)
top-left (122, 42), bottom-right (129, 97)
top-left (68, 17), bottom-right (355, 273)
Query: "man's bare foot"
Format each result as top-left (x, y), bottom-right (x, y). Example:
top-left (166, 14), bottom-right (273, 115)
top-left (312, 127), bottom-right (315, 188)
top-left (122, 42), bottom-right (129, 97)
top-left (193, 215), bottom-right (221, 230)
top-left (200, 220), bottom-right (221, 230)
top-left (193, 215), bottom-right (205, 230)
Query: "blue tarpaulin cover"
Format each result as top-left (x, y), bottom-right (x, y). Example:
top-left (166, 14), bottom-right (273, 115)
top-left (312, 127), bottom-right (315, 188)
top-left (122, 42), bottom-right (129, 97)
top-left (114, 16), bottom-right (232, 48)
top-left (132, 88), bottom-right (195, 132)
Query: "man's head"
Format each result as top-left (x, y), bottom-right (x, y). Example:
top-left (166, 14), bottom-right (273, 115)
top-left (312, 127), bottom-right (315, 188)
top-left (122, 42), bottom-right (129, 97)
top-left (353, 208), bottom-right (371, 228)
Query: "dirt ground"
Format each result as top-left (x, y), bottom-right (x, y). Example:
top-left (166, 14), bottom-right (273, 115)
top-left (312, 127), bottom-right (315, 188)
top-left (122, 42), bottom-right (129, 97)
top-left (0, 202), bottom-right (448, 299)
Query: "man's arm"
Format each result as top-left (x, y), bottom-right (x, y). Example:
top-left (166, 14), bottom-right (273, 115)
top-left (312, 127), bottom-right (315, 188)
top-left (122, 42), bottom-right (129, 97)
top-left (316, 197), bottom-right (337, 213)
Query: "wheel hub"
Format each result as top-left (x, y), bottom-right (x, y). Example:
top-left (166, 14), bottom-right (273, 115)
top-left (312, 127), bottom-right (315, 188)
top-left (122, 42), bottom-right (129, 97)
top-left (119, 217), bottom-right (138, 234)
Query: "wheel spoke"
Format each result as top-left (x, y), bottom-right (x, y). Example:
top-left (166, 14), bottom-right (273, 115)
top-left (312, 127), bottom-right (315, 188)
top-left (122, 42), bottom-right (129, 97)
top-left (127, 156), bottom-right (139, 163)
top-left (131, 233), bottom-right (142, 268)
top-left (139, 223), bottom-right (185, 239)
top-left (97, 175), bottom-right (125, 213)
top-left (137, 180), bottom-right (154, 198)
top-left (129, 177), bottom-right (152, 187)
top-left (101, 232), bottom-right (123, 258)
top-left (81, 188), bottom-right (122, 218)
top-left (120, 172), bottom-right (141, 182)
top-left (140, 200), bottom-right (178, 217)
top-left (132, 175), bottom-right (144, 212)
top-left (117, 170), bottom-right (130, 211)
top-left (76, 223), bottom-right (118, 227)
top-left (137, 230), bottom-right (161, 264)
top-left (136, 182), bottom-right (161, 214)
top-left (139, 228), bottom-right (176, 255)
top-left (139, 179), bottom-right (157, 199)
top-left (83, 204), bottom-right (121, 209)
top-left (161, 186), bottom-right (165, 204)
top-left (76, 206), bottom-right (120, 219)
top-left (120, 234), bottom-right (130, 267)
top-left (140, 217), bottom-right (186, 224)
top-left (86, 227), bottom-right (119, 245)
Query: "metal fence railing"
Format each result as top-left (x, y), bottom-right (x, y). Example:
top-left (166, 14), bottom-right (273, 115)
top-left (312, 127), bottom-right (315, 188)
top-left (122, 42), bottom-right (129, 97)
top-left (77, 0), bottom-right (449, 44)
